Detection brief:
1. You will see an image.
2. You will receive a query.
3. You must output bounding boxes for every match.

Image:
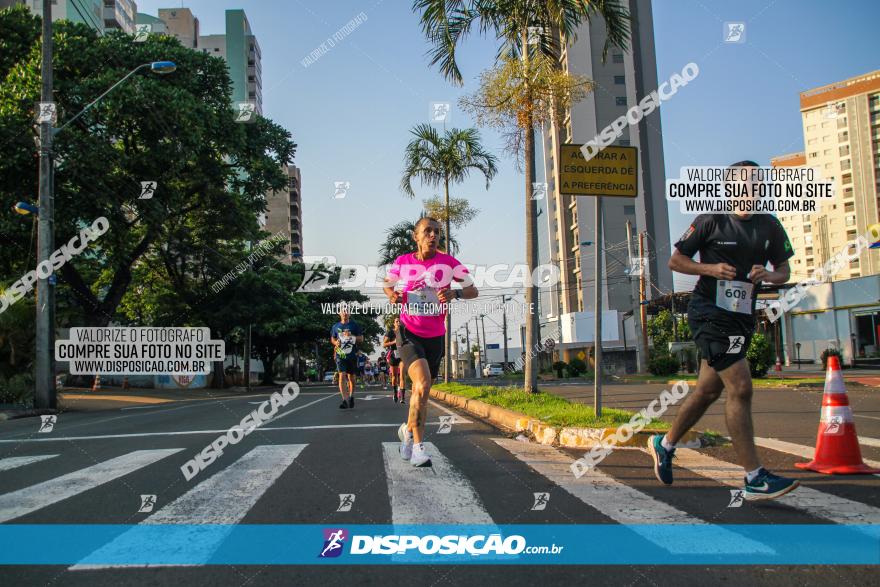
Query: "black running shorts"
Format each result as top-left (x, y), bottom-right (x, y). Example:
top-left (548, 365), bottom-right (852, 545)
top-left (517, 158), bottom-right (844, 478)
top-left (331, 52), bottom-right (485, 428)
top-left (688, 299), bottom-right (753, 373)
top-left (397, 323), bottom-right (444, 379)
top-left (335, 355), bottom-right (357, 374)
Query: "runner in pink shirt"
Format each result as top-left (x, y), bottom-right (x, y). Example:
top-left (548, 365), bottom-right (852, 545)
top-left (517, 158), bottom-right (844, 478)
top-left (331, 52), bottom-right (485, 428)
top-left (383, 217), bottom-right (478, 467)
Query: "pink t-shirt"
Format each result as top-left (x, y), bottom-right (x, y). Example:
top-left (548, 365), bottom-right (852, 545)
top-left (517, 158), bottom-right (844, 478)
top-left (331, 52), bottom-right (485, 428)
top-left (388, 252), bottom-right (469, 338)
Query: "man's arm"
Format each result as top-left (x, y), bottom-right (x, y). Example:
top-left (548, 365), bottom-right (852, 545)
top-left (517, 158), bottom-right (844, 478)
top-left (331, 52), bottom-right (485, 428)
top-left (749, 260), bottom-right (790, 285)
top-left (668, 250), bottom-right (736, 280)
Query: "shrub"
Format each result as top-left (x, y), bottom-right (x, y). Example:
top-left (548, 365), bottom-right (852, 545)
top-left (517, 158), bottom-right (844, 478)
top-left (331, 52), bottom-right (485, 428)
top-left (746, 333), bottom-right (774, 377)
top-left (567, 357), bottom-right (587, 377)
top-left (820, 348), bottom-right (843, 371)
top-left (0, 373), bottom-right (34, 406)
top-left (648, 351), bottom-right (679, 376)
top-left (552, 361), bottom-right (567, 378)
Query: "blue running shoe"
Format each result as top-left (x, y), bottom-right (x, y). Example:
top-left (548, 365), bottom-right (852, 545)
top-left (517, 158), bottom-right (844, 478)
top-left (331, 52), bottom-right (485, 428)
top-left (743, 468), bottom-right (800, 501)
top-left (648, 434), bottom-right (675, 485)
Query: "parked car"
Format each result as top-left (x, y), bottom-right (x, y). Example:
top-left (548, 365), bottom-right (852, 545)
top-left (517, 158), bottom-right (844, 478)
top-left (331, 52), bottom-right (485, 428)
top-left (323, 371), bottom-right (336, 383)
top-left (482, 363), bottom-right (504, 377)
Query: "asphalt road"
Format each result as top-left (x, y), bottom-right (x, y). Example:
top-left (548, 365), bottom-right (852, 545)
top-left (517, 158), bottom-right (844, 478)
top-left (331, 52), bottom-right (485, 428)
top-left (0, 383), bottom-right (877, 585)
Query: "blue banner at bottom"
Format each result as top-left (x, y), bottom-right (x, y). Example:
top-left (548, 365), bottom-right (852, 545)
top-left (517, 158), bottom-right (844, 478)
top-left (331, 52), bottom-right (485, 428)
top-left (0, 525), bottom-right (877, 565)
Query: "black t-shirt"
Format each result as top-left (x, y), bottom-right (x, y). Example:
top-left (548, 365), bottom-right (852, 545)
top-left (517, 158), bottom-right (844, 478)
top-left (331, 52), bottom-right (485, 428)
top-left (675, 214), bottom-right (793, 317)
top-left (383, 329), bottom-right (397, 351)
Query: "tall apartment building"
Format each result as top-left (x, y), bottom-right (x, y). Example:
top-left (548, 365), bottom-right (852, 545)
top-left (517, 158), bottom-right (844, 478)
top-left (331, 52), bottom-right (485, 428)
top-left (15, 0), bottom-right (130, 33)
top-left (538, 0), bottom-right (671, 360)
top-left (772, 70), bottom-right (880, 282)
top-left (102, 0), bottom-right (135, 33)
top-left (264, 166), bottom-right (304, 263)
top-left (199, 9), bottom-right (262, 114)
top-left (157, 7), bottom-right (198, 49)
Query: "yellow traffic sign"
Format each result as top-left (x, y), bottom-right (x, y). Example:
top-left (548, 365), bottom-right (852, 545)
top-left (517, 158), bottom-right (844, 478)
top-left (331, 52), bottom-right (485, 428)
top-left (559, 144), bottom-right (638, 197)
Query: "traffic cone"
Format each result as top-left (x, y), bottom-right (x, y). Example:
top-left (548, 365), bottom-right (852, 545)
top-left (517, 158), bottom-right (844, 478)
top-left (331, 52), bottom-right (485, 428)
top-left (122, 376), bottom-right (129, 390)
top-left (795, 356), bottom-right (880, 474)
top-left (92, 375), bottom-right (101, 391)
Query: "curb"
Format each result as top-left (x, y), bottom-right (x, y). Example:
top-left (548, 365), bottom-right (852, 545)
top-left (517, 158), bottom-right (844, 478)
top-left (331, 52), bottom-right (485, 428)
top-left (429, 388), bottom-right (704, 449)
top-left (0, 408), bottom-right (60, 422)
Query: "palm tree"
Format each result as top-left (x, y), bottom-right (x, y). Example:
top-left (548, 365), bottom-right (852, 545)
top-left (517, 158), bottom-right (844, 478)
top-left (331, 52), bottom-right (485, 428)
top-left (401, 124), bottom-right (497, 382)
top-left (413, 0), bottom-right (630, 392)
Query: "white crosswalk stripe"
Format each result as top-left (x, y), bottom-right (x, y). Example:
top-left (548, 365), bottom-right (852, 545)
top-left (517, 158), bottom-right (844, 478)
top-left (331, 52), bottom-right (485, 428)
top-left (666, 447), bottom-right (880, 528)
top-left (0, 449), bottom-right (182, 524)
top-left (755, 437), bottom-right (880, 469)
top-left (0, 454), bottom-right (58, 472)
top-left (495, 438), bottom-right (774, 555)
top-left (71, 444), bottom-right (307, 569)
top-left (382, 442), bottom-right (493, 524)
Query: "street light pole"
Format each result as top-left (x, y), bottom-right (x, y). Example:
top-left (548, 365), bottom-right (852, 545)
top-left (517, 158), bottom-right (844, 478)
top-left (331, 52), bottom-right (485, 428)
top-left (31, 51), bottom-right (176, 409)
top-left (593, 197), bottom-right (603, 418)
top-left (35, 0), bottom-right (55, 409)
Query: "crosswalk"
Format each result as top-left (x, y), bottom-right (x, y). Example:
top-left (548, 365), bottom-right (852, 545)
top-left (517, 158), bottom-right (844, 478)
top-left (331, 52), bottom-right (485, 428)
top-left (1, 437), bottom-right (879, 567)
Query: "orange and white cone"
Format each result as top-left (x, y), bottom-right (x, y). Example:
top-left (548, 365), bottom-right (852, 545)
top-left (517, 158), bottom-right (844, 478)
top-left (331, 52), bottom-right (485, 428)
top-left (122, 376), bottom-right (129, 390)
top-left (795, 355), bottom-right (880, 474)
top-left (91, 375), bottom-right (101, 391)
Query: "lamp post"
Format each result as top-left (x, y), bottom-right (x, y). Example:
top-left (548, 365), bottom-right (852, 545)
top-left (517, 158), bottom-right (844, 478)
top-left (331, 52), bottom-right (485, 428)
top-left (33, 7), bottom-right (176, 409)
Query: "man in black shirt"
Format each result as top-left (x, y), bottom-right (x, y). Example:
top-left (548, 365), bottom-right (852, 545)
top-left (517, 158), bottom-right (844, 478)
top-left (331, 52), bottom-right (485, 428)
top-left (648, 160), bottom-right (800, 501)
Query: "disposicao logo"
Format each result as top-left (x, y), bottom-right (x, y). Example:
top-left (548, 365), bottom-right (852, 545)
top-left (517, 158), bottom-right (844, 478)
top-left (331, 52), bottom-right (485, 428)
top-left (319, 528), bottom-right (348, 558)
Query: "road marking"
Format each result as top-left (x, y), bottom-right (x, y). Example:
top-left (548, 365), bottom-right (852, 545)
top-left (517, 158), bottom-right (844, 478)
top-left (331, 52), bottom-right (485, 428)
top-left (381, 442), bottom-right (493, 524)
top-left (0, 454), bottom-right (58, 472)
top-left (754, 437), bottom-right (880, 469)
top-left (495, 438), bottom-right (772, 555)
top-left (855, 414), bottom-right (880, 421)
top-left (61, 394), bottom-right (172, 404)
top-left (428, 400), bottom-right (472, 424)
top-left (858, 436), bottom-right (880, 449)
top-left (71, 445), bottom-right (306, 569)
top-left (263, 393), bottom-right (338, 424)
top-left (0, 449), bottom-right (182, 523)
top-left (668, 447), bottom-right (880, 528)
top-left (0, 420), bottom-right (466, 443)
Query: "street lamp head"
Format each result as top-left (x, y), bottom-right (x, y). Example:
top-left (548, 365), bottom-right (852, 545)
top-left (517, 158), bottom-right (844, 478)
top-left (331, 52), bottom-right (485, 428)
top-left (13, 201), bottom-right (38, 216)
top-left (150, 61), bottom-right (177, 74)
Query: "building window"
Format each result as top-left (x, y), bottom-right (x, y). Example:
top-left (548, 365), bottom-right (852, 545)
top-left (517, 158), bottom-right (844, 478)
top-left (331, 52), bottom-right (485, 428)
top-left (841, 159), bottom-right (851, 171)
top-left (615, 96), bottom-right (627, 106)
top-left (805, 247), bottom-right (813, 256)
top-left (842, 173), bottom-right (853, 184)
top-left (839, 131), bottom-right (848, 142)
top-left (804, 225), bottom-right (811, 233)
top-left (840, 145), bottom-right (850, 157)
top-left (845, 202), bottom-right (855, 212)
top-left (612, 53), bottom-right (624, 64)
top-left (624, 205), bottom-right (635, 215)
top-left (614, 75), bottom-right (625, 85)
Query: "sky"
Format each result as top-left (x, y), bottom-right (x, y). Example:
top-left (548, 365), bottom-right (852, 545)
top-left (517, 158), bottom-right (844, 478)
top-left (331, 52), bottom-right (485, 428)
top-left (134, 0), bottom-right (880, 347)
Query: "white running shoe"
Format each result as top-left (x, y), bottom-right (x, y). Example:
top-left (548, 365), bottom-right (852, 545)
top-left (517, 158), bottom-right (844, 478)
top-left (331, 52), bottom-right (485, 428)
top-left (410, 443), bottom-right (432, 467)
top-left (399, 440), bottom-right (413, 460)
top-left (397, 422), bottom-right (409, 443)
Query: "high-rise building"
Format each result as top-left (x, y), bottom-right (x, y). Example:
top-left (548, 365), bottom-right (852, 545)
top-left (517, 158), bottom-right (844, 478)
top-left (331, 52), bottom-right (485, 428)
top-left (21, 0), bottom-right (104, 32)
top-left (102, 0), bottom-right (136, 33)
top-left (538, 0), bottom-right (671, 363)
top-left (199, 9), bottom-right (262, 114)
top-left (264, 166), bottom-right (304, 263)
top-left (157, 7), bottom-right (198, 49)
top-left (772, 70), bottom-right (880, 282)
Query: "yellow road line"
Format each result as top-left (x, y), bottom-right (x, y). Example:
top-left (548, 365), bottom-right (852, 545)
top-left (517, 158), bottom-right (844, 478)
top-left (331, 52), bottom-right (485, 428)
top-left (59, 394), bottom-right (173, 405)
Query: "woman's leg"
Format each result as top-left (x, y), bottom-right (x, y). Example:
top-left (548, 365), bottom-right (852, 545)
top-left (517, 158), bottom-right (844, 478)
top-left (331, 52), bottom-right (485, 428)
top-left (406, 358), bottom-right (432, 444)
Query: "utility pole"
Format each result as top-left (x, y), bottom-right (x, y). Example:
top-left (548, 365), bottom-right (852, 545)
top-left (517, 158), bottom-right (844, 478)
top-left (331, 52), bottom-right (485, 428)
top-left (501, 295), bottom-right (509, 369)
top-left (626, 220), bottom-right (646, 373)
top-left (244, 323), bottom-right (252, 392)
top-left (638, 231), bottom-right (649, 357)
top-left (464, 321), bottom-right (472, 374)
top-left (594, 197), bottom-right (603, 417)
top-left (473, 316), bottom-right (483, 377)
top-left (480, 314), bottom-right (488, 365)
top-left (35, 0), bottom-right (56, 410)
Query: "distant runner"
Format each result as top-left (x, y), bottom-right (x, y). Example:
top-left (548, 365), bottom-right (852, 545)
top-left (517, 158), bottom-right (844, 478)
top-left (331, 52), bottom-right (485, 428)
top-left (377, 353), bottom-right (389, 389)
top-left (330, 309), bottom-right (363, 410)
top-left (384, 217), bottom-right (478, 467)
top-left (648, 160), bottom-right (799, 501)
top-left (383, 318), bottom-right (405, 403)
